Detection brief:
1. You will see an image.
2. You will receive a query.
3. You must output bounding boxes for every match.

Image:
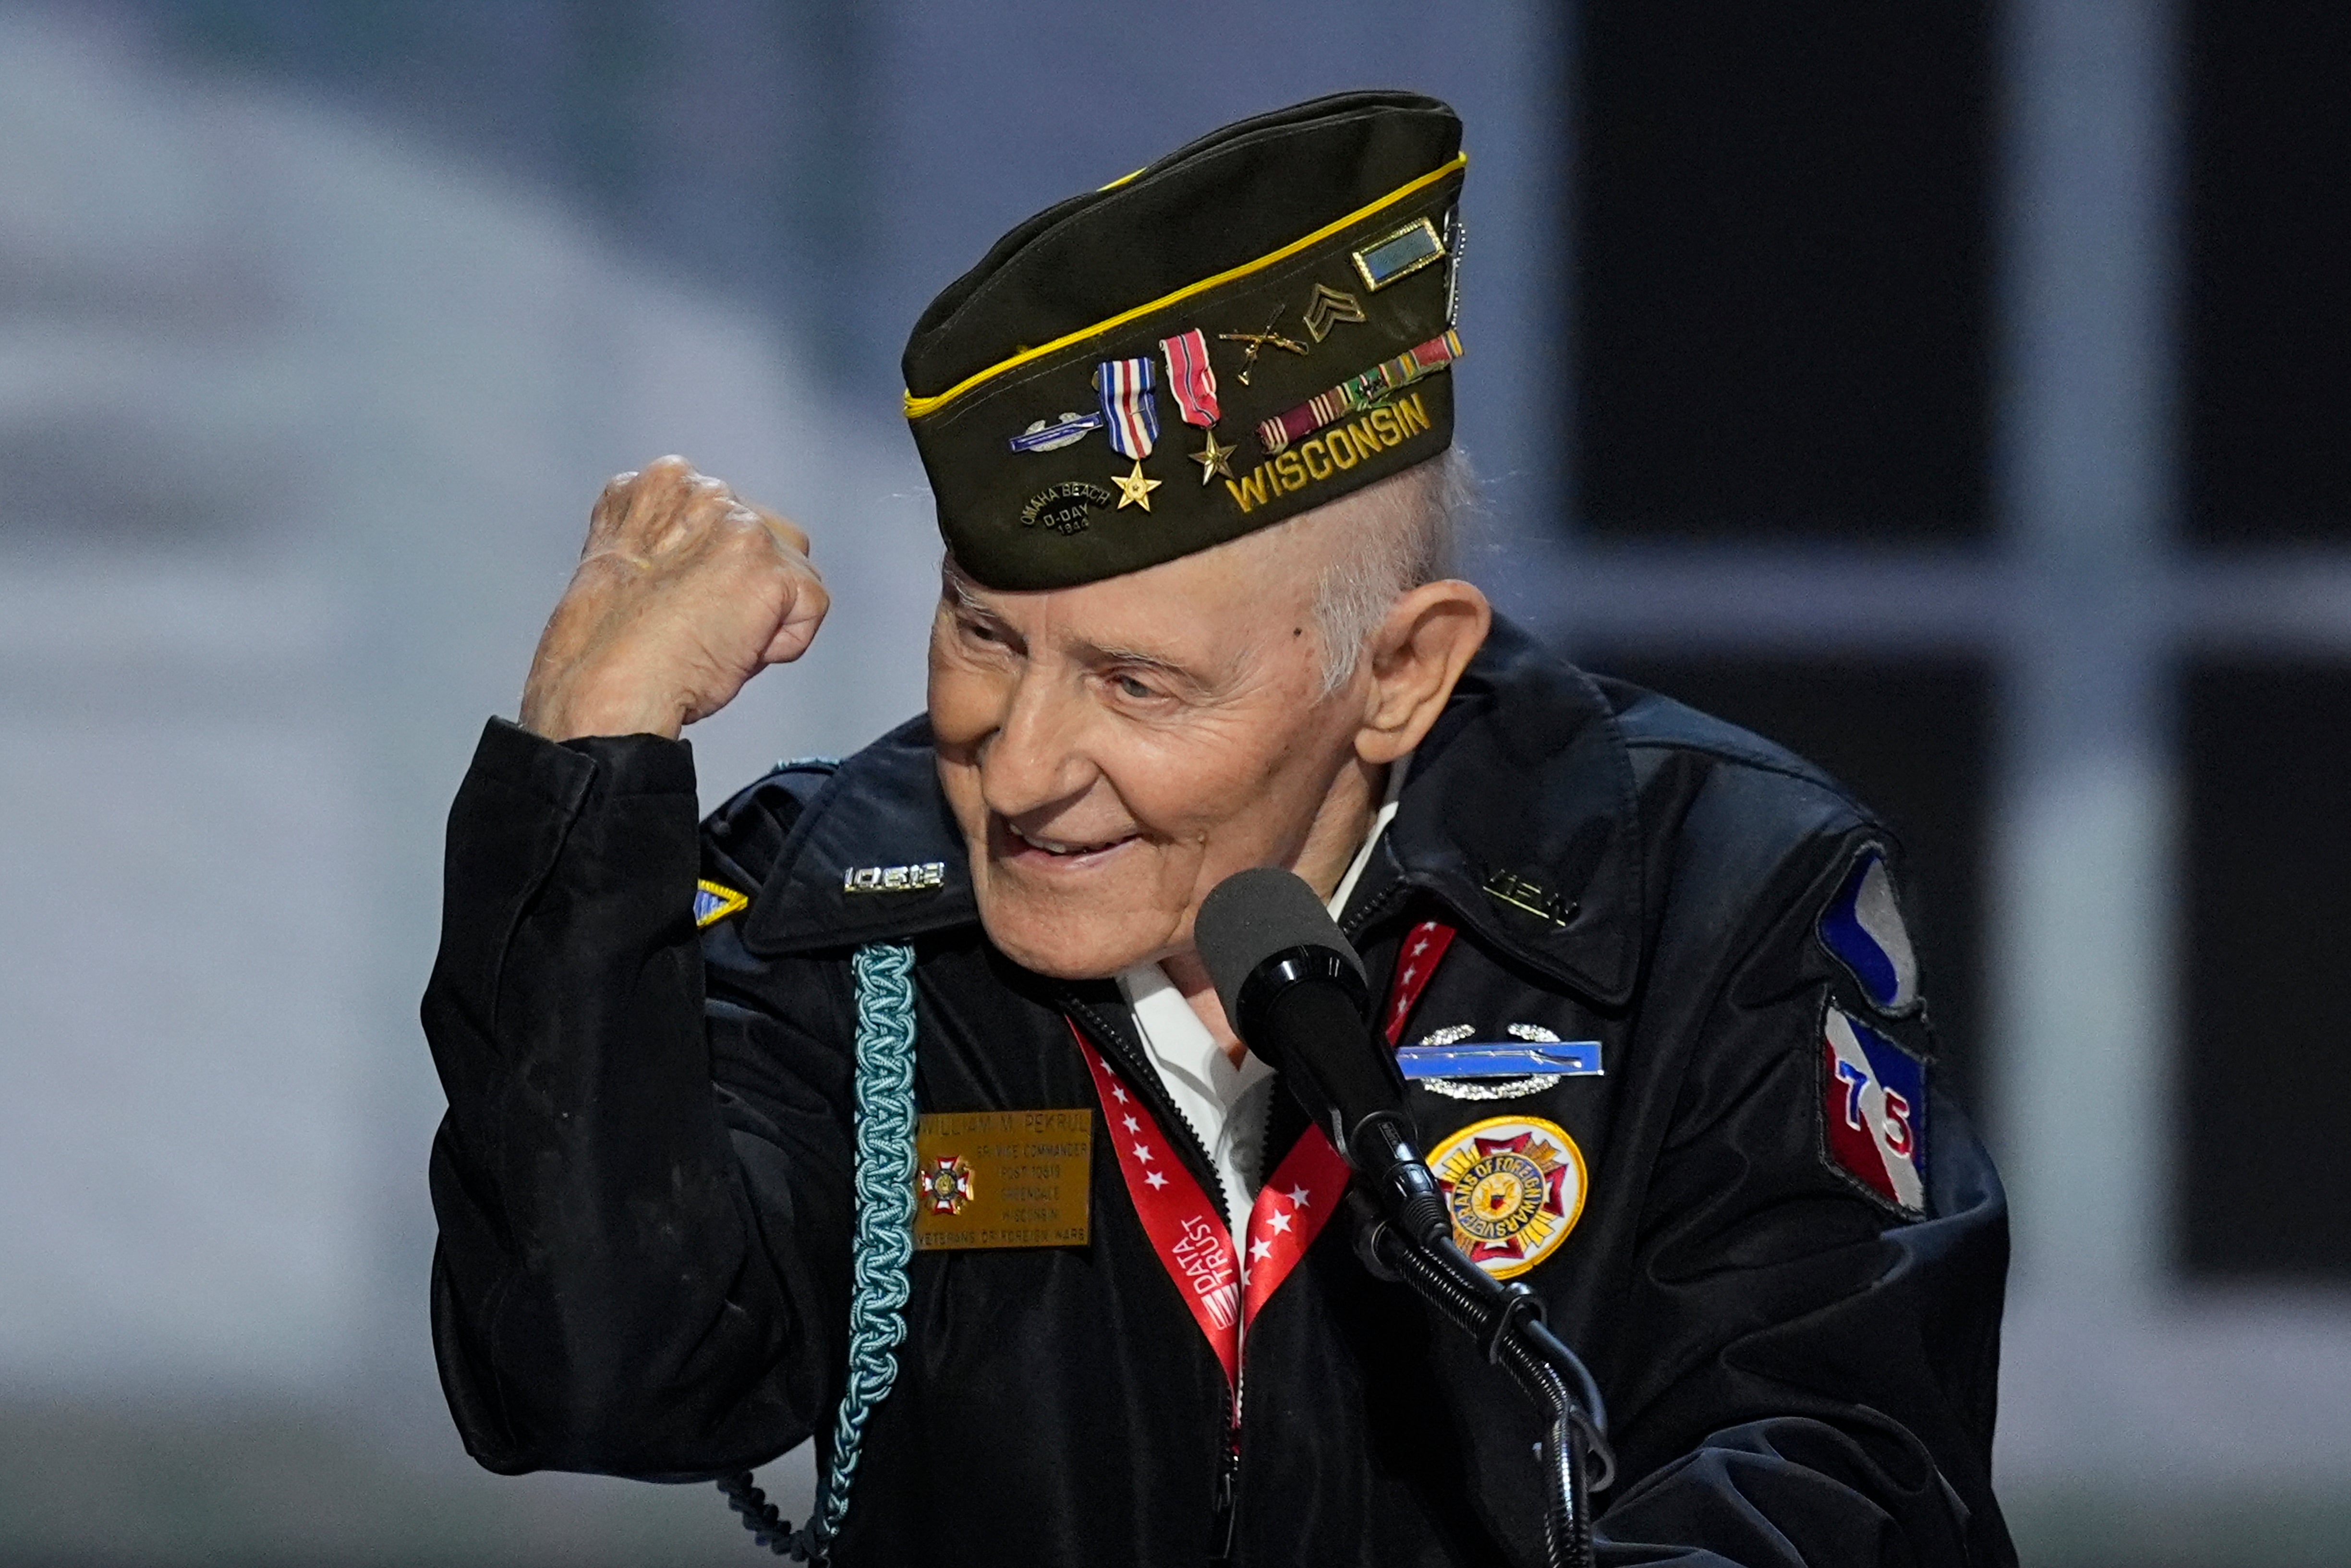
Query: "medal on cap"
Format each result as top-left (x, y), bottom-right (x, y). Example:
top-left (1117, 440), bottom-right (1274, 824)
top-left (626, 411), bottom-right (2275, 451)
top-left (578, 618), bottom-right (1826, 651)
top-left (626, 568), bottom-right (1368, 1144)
top-left (1188, 429), bottom-right (1236, 484)
top-left (1111, 462), bottom-right (1162, 511)
top-left (1160, 328), bottom-right (1235, 485)
top-left (1093, 357), bottom-right (1159, 459)
top-left (1159, 329), bottom-right (1221, 428)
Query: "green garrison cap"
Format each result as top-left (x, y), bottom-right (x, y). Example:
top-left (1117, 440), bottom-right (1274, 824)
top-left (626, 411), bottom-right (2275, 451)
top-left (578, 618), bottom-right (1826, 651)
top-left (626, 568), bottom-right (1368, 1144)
top-left (903, 91), bottom-right (1467, 590)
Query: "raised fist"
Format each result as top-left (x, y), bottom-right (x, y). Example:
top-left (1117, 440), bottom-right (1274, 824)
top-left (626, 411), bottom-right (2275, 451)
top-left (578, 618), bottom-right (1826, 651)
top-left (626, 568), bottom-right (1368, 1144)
top-left (519, 457), bottom-right (829, 741)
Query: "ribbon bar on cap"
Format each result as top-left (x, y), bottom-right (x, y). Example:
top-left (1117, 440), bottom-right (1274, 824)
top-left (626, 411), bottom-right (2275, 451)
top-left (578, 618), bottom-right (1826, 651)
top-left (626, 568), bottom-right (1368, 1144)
top-left (1258, 329), bottom-right (1464, 455)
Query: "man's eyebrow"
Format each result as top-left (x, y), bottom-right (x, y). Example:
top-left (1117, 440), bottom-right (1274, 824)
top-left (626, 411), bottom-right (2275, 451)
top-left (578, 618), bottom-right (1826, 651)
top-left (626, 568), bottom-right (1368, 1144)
top-left (1072, 639), bottom-right (1211, 686)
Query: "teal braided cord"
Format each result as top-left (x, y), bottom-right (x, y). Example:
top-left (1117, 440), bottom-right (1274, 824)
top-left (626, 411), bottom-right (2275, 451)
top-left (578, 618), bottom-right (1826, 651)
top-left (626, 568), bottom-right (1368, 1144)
top-left (803, 941), bottom-right (919, 1556)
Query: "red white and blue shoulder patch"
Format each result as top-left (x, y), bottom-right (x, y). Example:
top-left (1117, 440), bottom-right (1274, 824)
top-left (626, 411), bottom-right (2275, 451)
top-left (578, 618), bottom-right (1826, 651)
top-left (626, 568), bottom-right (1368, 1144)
top-left (1819, 1002), bottom-right (1928, 1217)
top-left (1816, 846), bottom-right (1920, 1015)
top-left (694, 879), bottom-right (750, 929)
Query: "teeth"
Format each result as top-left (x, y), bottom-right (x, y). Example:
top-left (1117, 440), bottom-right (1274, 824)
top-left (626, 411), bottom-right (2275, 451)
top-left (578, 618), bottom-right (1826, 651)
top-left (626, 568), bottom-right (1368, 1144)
top-left (1014, 825), bottom-right (1122, 856)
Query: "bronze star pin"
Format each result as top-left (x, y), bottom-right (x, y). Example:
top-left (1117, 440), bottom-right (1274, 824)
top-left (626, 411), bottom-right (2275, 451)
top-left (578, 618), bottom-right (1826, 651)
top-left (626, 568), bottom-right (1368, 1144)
top-left (1189, 430), bottom-right (1236, 484)
top-left (1112, 460), bottom-right (1163, 511)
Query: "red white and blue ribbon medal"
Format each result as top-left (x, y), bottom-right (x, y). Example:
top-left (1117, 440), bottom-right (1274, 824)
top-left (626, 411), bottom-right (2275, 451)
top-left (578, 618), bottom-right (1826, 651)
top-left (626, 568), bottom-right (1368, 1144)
top-left (1094, 356), bottom-right (1165, 510)
top-left (1093, 356), bottom-right (1160, 458)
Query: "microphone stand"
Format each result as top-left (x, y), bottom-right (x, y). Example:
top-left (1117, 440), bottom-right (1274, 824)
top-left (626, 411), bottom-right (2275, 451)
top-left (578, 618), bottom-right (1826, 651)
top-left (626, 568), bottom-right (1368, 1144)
top-left (1347, 1121), bottom-right (1612, 1568)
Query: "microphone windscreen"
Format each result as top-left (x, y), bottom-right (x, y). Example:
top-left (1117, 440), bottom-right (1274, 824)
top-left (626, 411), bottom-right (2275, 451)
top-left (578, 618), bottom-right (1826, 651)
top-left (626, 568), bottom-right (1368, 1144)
top-left (1194, 866), bottom-right (1366, 1026)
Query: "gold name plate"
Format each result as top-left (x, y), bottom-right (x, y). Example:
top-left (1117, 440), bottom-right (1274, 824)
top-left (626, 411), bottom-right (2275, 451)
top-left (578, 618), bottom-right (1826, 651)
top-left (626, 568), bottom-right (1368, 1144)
top-left (912, 1109), bottom-right (1092, 1251)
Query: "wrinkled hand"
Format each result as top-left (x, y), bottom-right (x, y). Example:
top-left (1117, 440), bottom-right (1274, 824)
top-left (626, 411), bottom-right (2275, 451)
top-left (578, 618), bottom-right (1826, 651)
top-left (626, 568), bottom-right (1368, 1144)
top-left (519, 457), bottom-right (829, 741)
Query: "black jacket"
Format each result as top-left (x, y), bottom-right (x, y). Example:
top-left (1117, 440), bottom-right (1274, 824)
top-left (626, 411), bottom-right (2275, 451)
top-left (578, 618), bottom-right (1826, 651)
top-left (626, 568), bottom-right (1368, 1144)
top-left (424, 619), bottom-right (2014, 1567)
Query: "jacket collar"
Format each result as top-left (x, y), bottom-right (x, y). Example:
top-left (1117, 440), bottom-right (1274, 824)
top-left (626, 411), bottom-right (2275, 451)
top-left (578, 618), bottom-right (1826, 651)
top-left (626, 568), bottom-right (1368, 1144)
top-left (742, 617), bottom-right (1646, 1006)
top-left (741, 714), bottom-right (979, 955)
top-left (1342, 616), bottom-right (1645, 1006)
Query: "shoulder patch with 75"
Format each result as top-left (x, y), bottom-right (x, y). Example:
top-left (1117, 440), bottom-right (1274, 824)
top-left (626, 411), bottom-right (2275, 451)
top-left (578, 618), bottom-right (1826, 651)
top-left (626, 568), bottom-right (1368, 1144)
top-left (1819, 1002), bottom-right (1928, 1217)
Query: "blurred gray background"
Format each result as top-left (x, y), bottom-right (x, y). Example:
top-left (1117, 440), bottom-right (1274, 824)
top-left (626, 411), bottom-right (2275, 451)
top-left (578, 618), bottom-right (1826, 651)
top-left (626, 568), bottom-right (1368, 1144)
top-left (2, 2), bottom-right (2347, 1564)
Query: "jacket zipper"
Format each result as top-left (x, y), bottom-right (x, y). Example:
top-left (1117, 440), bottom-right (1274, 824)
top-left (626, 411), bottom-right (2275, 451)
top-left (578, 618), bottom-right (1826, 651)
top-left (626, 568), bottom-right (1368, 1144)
top-left (1208, 1378), bottom-right (1243, 1565)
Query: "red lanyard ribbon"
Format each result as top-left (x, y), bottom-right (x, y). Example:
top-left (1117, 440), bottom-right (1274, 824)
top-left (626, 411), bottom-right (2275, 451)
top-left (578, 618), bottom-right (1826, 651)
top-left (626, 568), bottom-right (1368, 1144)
top-left (1072, 1028), bottom-right (1348, 1387)
top-left (1068, 915), bottom-right (1461, 1387)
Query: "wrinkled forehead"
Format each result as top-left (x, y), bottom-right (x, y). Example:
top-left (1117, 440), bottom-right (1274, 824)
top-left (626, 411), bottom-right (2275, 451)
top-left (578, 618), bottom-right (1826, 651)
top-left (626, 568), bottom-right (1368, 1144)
top-left (941, 520), bottom-right (1328, 671)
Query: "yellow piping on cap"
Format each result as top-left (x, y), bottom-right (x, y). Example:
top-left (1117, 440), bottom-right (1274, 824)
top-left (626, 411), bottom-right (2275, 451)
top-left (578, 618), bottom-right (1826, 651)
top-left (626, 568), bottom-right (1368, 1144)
top-left (1098, 166), bottom-right (1146, 191)
top-left (904, 151), bottom-right (1468, 421)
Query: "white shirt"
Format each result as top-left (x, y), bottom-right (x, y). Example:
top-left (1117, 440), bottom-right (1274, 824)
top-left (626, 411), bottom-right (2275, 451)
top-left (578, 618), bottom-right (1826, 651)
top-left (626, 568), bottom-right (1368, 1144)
top-left (1115, 762), bottom-right (1408, 1229)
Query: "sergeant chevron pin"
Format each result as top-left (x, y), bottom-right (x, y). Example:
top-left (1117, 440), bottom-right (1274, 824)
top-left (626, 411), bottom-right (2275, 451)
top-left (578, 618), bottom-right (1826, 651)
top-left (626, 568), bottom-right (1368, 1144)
top-left (1301, 282), bottom-right (1367, 342)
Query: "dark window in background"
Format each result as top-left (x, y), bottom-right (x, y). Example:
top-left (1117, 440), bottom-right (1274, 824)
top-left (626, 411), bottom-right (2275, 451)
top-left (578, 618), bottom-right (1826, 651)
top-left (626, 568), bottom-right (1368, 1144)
top-left (2181, 662), bottom-right (2351, 1279)
top-left (2186, 2), bottom-right (2351, 545)
top-left (1583, 653), bottom-right (1992, 1121)
top-left (1573, 2), bottom-right (1993, 543)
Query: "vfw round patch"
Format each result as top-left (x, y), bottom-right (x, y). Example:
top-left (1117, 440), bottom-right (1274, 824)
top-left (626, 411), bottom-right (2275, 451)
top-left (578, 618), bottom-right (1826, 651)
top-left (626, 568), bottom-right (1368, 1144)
top-left (1429, 1116), bottom-right (1588, 1279)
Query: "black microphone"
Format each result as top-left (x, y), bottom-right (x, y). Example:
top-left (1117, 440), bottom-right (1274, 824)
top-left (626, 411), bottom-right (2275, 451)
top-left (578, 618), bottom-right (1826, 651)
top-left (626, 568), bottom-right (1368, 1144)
top-left (1194, 867), bottom-right (1451, 1246)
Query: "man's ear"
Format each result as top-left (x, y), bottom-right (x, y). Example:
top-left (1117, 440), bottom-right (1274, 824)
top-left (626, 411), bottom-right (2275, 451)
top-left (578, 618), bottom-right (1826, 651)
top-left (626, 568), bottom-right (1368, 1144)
top-left (1355, 580), bottom-right (1492, 766)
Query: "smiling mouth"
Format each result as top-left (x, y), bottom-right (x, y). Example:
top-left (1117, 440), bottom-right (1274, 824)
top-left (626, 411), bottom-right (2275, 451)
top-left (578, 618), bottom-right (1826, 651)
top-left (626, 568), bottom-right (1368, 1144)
top-left (1002, 820), bottom-right (1141, 864)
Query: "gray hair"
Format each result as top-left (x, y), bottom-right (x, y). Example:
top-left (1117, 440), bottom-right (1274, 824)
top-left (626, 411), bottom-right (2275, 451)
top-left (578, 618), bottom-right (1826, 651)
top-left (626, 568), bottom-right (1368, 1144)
top-left (1304, 446), bottom-right (1476, 694)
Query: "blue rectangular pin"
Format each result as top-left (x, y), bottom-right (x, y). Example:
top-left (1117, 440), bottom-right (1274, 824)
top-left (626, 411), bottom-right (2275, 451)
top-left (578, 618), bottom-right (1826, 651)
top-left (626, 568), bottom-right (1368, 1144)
top-left (1351, 216), bottom-right (1447, 291)
top-left (1395, 1041), bottom-right (1602, 1079)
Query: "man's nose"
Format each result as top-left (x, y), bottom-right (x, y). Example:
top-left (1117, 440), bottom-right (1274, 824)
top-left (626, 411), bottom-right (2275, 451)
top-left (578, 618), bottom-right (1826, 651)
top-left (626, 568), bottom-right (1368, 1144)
top-left (980, 670), bottom-right (1099, 820)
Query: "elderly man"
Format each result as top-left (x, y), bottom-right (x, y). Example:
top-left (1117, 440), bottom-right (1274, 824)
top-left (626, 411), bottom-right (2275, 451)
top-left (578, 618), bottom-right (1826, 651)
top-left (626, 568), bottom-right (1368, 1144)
top-left (424, 94), bottom-right (2013, 1568)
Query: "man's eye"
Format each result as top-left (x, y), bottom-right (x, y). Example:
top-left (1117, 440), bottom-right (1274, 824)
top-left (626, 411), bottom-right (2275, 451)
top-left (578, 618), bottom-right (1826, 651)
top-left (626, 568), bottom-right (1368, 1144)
top-left (960, 618), bottom-right (1003, 644)
top-left (1114, 674), bottom-right (1159, 700)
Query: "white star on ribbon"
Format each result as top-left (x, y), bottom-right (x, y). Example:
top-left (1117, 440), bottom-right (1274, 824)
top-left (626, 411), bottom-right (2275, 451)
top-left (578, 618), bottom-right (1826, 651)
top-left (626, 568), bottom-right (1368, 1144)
top-left (1249, 1238), bottom-right (1274, 1262)
top-left (1122, 1114), bottom-right (1140, 1133)
top-left (1132, 1144), bottom-right (1155, 1162)
top-left (1111, 1084), bottom-right (1129, 1102)
top-left (1268, 1209), bottom-right (1294, 1234)
top-left (1287, 1185), bottom-right (1312, 1207)
top-left (1144, 1170), bottom-right (1169, 1189)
